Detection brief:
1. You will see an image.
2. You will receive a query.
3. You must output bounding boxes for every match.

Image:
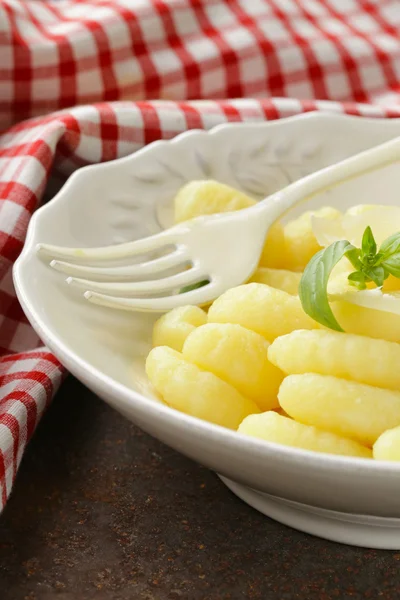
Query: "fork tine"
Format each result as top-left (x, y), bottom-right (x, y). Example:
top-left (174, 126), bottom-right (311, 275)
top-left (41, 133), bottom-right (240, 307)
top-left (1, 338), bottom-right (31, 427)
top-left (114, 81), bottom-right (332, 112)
top-left (67, 267), bottom-right (205, 296)
top-left (36, 228), bottom-right (179, 262)
top-left (49, 249), bottom-right (189, 281)
top-left (84, 283), bottom-right (214, 312)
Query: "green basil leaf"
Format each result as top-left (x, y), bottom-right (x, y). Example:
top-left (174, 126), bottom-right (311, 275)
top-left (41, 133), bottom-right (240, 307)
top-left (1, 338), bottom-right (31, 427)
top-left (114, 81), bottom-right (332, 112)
top-left (373, 252), bottom-right (386, 266)
top-left (299, 240), bottom-right (355, 331)
top-left (364, 265), bottom-right (385, 287)
top-left (345, 247), bottom-right (362, 270)
top-left (348, 271), bottom-right (367, 290)
top-left (361, 226), bottom-right (377, 257)
top-left (379, 232), bottom-right (400, 259)
top-left (180, 280), bottom-right (208, 294)
top-left (381, 255), bottom-right (400, 279)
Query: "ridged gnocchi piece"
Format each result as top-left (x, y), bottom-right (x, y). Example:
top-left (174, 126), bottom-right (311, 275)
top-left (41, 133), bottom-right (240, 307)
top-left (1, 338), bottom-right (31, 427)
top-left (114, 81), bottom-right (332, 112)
top-left (182, 323), bottom-right (282, 410)
top-left (373, 426), bottom-right (400, 461)
top-left (249, 267), bottom-right (301, 295)
top-left (279, 374), bottom-right (400, 446)
top-left (174, 180), bottom-right (255, 223)
top-left (152, 305), bottom-right (207, 352)
top-left (283, 206), bottom-right (342, 271)
top-left (208, 283), bottom-right (318, 341)
top-left (268, 329), bottom-right (400, 391)
top-left (238, 412), bottom-right (371, 458)
top-left (146, 346), bottom-right (260, 429)
top-left (331, 300), bottom-right (400, 343)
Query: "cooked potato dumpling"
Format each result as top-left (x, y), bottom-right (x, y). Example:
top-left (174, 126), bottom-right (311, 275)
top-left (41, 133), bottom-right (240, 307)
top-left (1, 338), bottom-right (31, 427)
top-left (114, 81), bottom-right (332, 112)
top-left (283, 207), bottom-right (342, 271)
top-left (174, 179), bottom-right (286, 269)
top-left (183, 323), bottom-right (282, 410)
top-left (238, 412), bottom-right (371, 458)
top-left (152, 305), bottom-right (207, 352)
top-left (373, 426), bottom-right (400, 461)
top-left (258, 221), bottom-right (287, 269)
top-left (268, 329), bottom-right (400, 391)
top-left (382, 275), bottom-right (400, 292)
top-left (208, 283), bottom-right (317, 341)
top-left (279, 374), bottom-right (400, 446)
top-left (148, 187), bottom-right (400, 455)
top-left (146, 346), bottom-right (260, 429)
top-left (249, 267), bottom-right (301, 295)
top-left (331, 300), bottom-right (400, 343)
top-left (174, 180), bottom-right (255, 223)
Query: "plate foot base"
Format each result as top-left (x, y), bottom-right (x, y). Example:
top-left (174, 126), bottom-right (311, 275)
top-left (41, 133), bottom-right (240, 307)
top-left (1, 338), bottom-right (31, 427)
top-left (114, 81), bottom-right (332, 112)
top-left (219, 476), bottom-right (400, 549)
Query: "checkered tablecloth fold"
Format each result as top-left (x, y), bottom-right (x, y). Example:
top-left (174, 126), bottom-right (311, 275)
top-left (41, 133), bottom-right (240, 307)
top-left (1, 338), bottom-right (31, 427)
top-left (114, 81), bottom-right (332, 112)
top-left (1, 0), bottom-right (400, 511)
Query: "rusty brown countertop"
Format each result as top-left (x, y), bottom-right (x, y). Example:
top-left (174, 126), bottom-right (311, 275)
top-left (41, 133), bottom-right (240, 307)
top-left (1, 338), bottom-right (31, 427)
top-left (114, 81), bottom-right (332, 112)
top-left (0, 376), bottom-right (399, 600)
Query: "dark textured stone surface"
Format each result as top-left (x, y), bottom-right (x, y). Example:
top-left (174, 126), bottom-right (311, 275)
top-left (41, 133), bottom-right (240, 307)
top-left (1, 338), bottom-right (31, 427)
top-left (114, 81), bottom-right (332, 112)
top-left (0, 377), bottom-right (400, 600)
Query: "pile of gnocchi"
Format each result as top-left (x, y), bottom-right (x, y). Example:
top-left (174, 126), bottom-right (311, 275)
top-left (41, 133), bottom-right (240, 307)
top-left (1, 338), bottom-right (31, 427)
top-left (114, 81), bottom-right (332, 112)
top-left (145, 180), bottom-right (400, 462)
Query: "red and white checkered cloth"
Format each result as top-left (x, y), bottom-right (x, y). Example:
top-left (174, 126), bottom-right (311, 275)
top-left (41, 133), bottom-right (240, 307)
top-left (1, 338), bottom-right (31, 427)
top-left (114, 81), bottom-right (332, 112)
top-left (2, 0), bottom-right (400, 511)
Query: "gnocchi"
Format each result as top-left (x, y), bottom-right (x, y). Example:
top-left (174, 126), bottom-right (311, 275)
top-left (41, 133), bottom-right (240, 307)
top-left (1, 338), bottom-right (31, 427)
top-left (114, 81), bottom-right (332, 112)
top-left (279, 373), bottom-right (400, 446)
top-left (144, 179), bottom-right (400, 461)
top-left (174, 180), bottom-right (255, 224)
top-left (182, 323), bottom-right (282, 410)
top-left (238, 412), bottom-right (371, 458)
top-left (258, 221), bottom-right (287, 269)
top-left (249, 267), bottom-right (302, 295)
top-left (373, 426), bottom-right (400, 461)
top-left (208, 283), bottom-right (318, 341)
top-left (152, 305), bottom-right (207, 352)
top-left (282, 207), bottom-right (342, 271)
top-left (173, 179), bottom-right (287, 269)
top-left (382, 275), bottom-right (400, 292)
top-left (146, 346), bottom-right (260, 429)
top-left (268, 329), bottom-right (400, 391)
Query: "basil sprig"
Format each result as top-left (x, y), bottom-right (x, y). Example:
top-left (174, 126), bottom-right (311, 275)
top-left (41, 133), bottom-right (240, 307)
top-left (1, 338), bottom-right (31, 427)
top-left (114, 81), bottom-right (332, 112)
top-left (299, 227), bottom-right (400, 331)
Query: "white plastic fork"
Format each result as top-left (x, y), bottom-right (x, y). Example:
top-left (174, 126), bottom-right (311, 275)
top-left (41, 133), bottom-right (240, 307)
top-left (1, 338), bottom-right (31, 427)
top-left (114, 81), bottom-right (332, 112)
top-left (37, 135), bottom-right (400, 312)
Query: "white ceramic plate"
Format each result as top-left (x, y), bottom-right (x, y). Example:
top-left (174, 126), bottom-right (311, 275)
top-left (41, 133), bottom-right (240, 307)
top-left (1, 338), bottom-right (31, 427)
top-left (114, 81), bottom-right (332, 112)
top-left (14, 113), bottom-right (400, 549)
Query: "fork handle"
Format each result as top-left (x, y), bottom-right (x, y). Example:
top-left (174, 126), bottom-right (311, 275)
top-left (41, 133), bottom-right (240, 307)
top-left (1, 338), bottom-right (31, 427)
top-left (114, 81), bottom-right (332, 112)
top-left (252, 134), bottom-right (400, 225)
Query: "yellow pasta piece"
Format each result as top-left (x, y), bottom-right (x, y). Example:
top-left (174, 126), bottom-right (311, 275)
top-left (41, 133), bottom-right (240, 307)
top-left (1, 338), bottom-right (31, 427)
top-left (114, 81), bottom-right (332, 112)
top-left (279, 373), bottom-right (400, 446)
top-left (331, 300), bottom-right (400, 343)
top-left (152, 305), bottom-right (207, 352)
top-left (373, 426), bottom-right (400, 461)
top-left (382, 275), bottom-right (400, 292)
top-left (174, 179), bottom-right (255, 223)
top-left (258, 221), bottom-right (287, 269)
top-left (268, 329), bottom-right (400, 391)
top-left (174, 180), bottom-right (287, 268)
top-left (182, 323), bottom-right (282, 410)
top-left (208, 283), bottom-right (318, 341)
top-left (146, 346), bottom-right (260, 429)
top-left (249, 267), bottom-right (301, 295)
top-left (283, 206), bottom-right (342, 271)
top-left (238, 412), bottom-right (371, 458)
